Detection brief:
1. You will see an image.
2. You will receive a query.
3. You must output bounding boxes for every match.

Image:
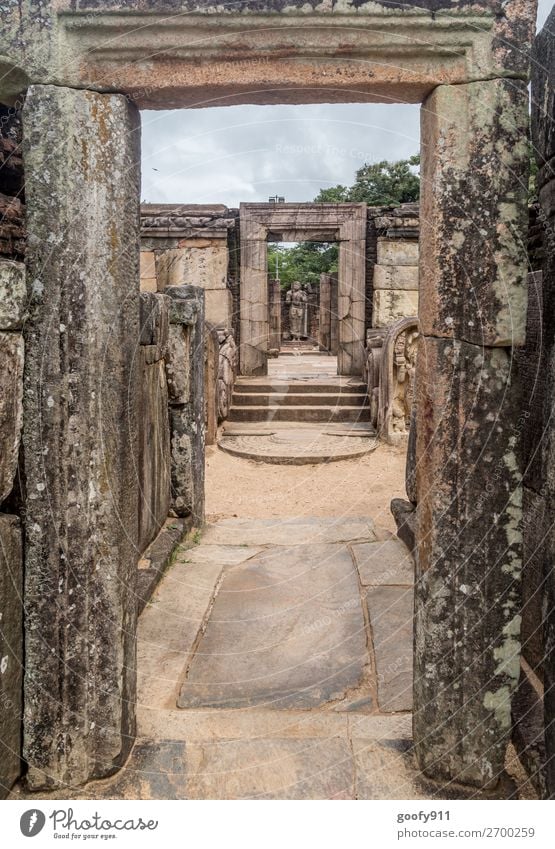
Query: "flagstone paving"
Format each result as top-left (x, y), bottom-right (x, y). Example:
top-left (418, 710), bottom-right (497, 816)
top-left (10, 517), bottom-right (536, 800)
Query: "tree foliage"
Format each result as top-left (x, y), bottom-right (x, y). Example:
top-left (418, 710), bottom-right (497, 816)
top-left (267, 241), bottom-right (338, 289)
top-left (268, 155), bottom-right (420, 288)
top-left (315, 155), bottom-right (420, 206)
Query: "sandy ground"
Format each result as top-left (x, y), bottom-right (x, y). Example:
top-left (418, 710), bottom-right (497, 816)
top-left (205, 440), bottom-right (407, 532)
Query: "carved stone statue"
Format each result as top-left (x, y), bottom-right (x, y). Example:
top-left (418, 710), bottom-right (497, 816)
top-left (285, 281), bottom-right (307, 340)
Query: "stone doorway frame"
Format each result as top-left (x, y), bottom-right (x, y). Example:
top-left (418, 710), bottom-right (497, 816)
top-left (3, 0), bottom-right (534, 792)
top-left (239, 202), bottom-right (366, 376)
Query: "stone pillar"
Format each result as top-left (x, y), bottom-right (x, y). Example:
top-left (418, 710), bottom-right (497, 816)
top-left (532, 7), bottom-right (555, 799)
top-left (338, 218), bottom-right (366, 375)
top-left (205, 323), bottom-right (219, 446)
top-left (330, 274), bottom-right (339, 357)
top-left (22, 86), bottom-right (141, 790)
top-left (319, 273), bottom-right (332, 352)
top-left (414, 79), bottom-right (529, 788)
top-left (165, 286), bottom-right (205, 524)
top-left (240, 234), bottom-right (267, 375)
top-left (268, 278), bottom-right (281, 354)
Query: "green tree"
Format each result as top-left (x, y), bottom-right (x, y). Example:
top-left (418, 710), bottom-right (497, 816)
top-left (267, 241), bottom-right (338, 290)
top-left (314, 154), bottom-right (420, 206)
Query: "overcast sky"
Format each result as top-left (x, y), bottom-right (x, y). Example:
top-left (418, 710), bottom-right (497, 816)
top-left (141, 1), bottom-right (554, 207)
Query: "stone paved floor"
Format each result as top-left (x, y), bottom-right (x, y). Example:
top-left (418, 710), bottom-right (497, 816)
top-left (10, 517), bottom-right (537, 800)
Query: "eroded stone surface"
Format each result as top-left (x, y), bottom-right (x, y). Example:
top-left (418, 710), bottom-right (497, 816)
top-left (414, 335), bottom-right (522, 788)
top-left (366, 586), bottom-right (414, 713)
top-left (166, 286), bottom-right (205, 523)
top-left (138, 355), bottom-right (171, 553)
top-left (178, 543), bottom-right (368, 709)
top-left (420, 79), bottom-right (529, 346)
top-left (187, 737), bottom-right (354, 799)
top-left (22, 85), bottom-right (141, 790)
top-left (0, 332), bottom-right (23, 505)
top-left (352, 538), bottom-right (414, 586)
top-left (0, 260), bottom-right (26, 329)
top-left (353, 738), bottom-right (424, 800)
top-left (201, 516), bottom-right (377, 547)
top-left (0, 514), bottom-right (22, 799)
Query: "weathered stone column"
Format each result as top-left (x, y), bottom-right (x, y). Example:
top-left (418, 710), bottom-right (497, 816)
top-left (532, 7), bottom-right (555, 800)
top-left (22, 86), bottom-right (141, 789)
top-left (338, 214), bottom-right (366, 376)
top-left (165, 286), bottom-right (205, 525)
top-left (414, 78), bottom-right (529, 788)
top-left (318, 273), bottom-right (331, 352)
top-left (240, 231), bottom-right (267, 375)
top-left (268, 278), bottom-right (281, 354)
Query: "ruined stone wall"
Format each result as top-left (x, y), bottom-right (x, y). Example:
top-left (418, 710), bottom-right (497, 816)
top-left (371, 204), bottom-right (419, 328)
top-left (140, 204), bottom-right (237, 330)
top-left (365, 204), bottom-right (419, 332)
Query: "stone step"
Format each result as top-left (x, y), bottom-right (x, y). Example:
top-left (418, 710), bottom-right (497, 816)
top-left (227, 405), bottom-right (371, 423)
top-left (232, 392), bottom-right (368, 407)
top-left (234, 381), bottom-right (367, 394)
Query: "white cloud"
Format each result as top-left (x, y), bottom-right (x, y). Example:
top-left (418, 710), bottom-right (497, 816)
top-left (141, 102), bottom-right (420, 206)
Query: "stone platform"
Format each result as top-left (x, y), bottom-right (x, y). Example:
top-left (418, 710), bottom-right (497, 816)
top-left (221, 354), bottom-right (375, 463)
top-left (218, 422), bottom-right (377, 465)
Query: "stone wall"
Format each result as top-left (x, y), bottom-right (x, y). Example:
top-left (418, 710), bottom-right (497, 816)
top-left (140, 205), bottom-right (236, 330)
top-left (0, 257), bottom-right (25, 798)
top-left (366, 204), bottom-right (419, 332)
top-left (371, 205), bottom-right (419, 328)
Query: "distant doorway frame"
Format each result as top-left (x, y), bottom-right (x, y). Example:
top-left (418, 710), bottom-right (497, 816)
top-left (239, 202), bottom-right (366, 376)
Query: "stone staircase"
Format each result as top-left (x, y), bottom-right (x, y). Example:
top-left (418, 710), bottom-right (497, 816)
top-left (227, 378), bottom-right (371, 424)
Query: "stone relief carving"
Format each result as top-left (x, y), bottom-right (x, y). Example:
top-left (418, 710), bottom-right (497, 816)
top-left (217, 327), bottom-right (238, 422)
top-left (364, 316), bottom-right (419, 446)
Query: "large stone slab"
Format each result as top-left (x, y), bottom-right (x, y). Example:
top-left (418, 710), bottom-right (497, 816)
top-left (413, 335), bottom-right (523, 788)
top-left (0, 514), bottom-right (23, 798)
top-left (376, 239), bottom-right (419, 267)
top-left (178, 543), bottom-right (368, 709)
top-left (420, 79), bottom-right (529, 346)
top-left (22, 85), bottom-right (141, 790)
top-left (0, 260), bottom-right (26, 329)
top-left (0, 332), bottom-right (23, 504)
top-left (373, 289), bottom-right (418, 328)
top-left (373, 264), bottom-right (419, 291)
top-left (352, 738), bottom-right (424, 800)
top-left (352, 538), bottom-right (414, 586)
top-left (366, 586), bottom-right (413, 712)
top-left (200, 516), bottom-right (377, 547)
top-left (186, 737), bottom-right (355, 800)
top-left (137, 556), bottom-right (224, 710)
top-left (138, 355), bottom-right (171, 553)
